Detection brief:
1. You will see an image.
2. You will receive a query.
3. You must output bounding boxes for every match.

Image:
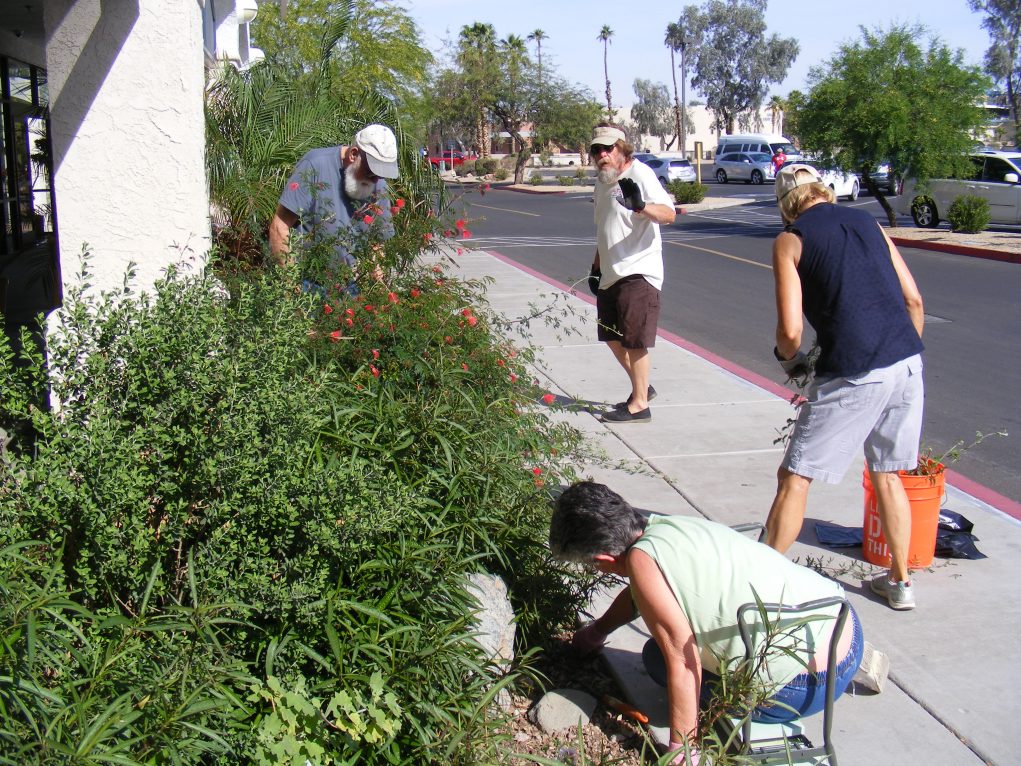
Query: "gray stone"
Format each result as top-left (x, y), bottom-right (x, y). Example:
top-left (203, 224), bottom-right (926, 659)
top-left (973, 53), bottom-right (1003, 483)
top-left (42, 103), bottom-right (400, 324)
top-left (527, 688), bottom-right (598, 734)
top-left (466, 573), bottom-right (516, 670)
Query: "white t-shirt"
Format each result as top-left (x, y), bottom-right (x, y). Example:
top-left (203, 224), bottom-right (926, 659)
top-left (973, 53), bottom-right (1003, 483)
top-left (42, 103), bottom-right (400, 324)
top-left (593, 159), bottom-right (674, 291)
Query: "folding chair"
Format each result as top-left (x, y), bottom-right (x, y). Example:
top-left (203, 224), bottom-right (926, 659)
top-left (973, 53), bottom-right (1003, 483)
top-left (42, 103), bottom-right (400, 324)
top-left (712, 596), bottom-right (850, 766)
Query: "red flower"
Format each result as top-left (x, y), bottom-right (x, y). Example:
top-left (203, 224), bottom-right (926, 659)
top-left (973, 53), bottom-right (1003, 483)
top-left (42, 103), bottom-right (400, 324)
top-left (457, 248), bottom-right (463, 255)
top-left (323, 304), bottom-right (334, 315)
top-left (496, 359), bottom-right (505, 367)
top-left (466, 315), bottom-right (478, 327)
top-left (372, 349), bottom-right (380, 359)
top-left (345, 308), bottom-right (355, 317)
top-left (370, 365), bottom-right (380, 378)
top-left (461, 229), bottom-right (472, 239)
top-left (509, 373), bottom-right (518, 383)
top-left (423, 232), bottom-right (433, 242)
top-left (364, 304), bottom-right (375, 312)
top-left (542, 393), bottom-right (555, 405)
top-left (461, 308), bottom-right (473, 317)
top-left (289, 182), bottom-right (299, 191)
top-left (344, 317), bottom-right (353, 327)
top-left (532, 467), bottom-right (542, 476)
top-left (394, 198), bottom-right (406, 209)
top-left (329, 330), bottom-right (342, 342)
top-left (444, 230), bottom-right (453, 237)
top-left (363, 214), bottom-right (375, 225)
top-left (410, 288), bottom-right (421, 298)
top-left (444, 335), bottom-right (453, 344)
top-left (435, 279), bottom-right (444, 286)
top-left (387, 291), bottom-right (399, 304)
top-left (455, 219), bottom-right (466, 230)
top-left (462, 363), bottom-right (469, 371)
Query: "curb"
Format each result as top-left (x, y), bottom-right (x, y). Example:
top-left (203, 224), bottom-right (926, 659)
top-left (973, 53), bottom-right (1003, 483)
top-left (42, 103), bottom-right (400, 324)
top-left (889, 236), bottom-right (1021, 265)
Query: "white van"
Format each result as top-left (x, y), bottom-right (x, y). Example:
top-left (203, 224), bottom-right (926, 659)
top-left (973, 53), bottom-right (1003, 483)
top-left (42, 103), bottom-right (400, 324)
top-left (715, 134), bottom-right (800, 161)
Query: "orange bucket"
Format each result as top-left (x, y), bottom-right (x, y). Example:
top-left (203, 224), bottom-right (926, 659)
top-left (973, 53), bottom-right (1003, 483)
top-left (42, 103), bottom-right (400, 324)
top-left (862, 466), bottom-right (945, 568)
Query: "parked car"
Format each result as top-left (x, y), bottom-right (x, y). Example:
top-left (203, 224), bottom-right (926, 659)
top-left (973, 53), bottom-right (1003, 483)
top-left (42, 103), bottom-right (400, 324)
top-left (866, 163), bottom-right (897, 195)
top-left (632, 152), bottom-right (658, 165)
top-left (428, 151), bottom-right (476, 169)
top-left (644, 156), bottom-right (697, 185)
top-left (714, 133), bottom-right (801, 163)
top-left (713, 151), bottom-right (776, 184)
top-left (817, 166), bottom-right (861, 200)
top-left (896, 149), bottom-right (1021, 227)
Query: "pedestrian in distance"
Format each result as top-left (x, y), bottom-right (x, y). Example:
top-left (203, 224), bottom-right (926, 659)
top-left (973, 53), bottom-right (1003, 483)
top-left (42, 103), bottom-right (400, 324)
top-left (765, 164), bottom-right (925, 610)
top-left (550, 481), bottom-right (863, 765)
top-left (588, 123), bottom-right (676, 423)
top-left (771, 148), bottom-right (787, 174)
top-left (269, 123), bottom-right (399, 293)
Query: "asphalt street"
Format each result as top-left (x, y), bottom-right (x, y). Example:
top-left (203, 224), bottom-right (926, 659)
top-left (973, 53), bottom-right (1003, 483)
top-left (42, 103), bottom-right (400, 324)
top-left (457, 182), bottom-right (1021, 505)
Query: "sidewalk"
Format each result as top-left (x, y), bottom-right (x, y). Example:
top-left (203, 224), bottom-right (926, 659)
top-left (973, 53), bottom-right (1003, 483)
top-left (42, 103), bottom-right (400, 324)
top-left (433, 240), bottom-right (1021, 765)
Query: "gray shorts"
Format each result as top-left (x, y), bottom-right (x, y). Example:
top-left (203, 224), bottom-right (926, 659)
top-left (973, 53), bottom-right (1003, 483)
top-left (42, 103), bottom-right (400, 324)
top-left (782, 354), bottom-right (924, 484)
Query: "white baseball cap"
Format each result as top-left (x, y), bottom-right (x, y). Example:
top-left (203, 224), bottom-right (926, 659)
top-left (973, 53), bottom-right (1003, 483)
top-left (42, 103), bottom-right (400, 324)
top-left (775, 163), bottom-right (821, 201)
top-left (354, 124), bottom-right (399, 179)
top-left (591, 125), bottom-right (626, 146)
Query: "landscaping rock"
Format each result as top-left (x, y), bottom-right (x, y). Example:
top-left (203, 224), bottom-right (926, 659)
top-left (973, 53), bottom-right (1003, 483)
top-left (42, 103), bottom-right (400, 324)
top-left (527, 688), bottom-right (598, 734)
top-left (466, 573), bottom-right (516, 670)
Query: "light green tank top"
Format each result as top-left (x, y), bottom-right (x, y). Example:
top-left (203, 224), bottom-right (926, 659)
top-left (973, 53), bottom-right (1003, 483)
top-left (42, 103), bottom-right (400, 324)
top-left (631, 515), bottom-right (845, 687)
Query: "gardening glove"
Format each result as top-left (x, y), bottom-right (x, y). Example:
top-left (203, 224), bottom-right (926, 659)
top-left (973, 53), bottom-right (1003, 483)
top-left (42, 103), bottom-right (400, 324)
top-left (774, 346), bottom-right (810, 380)
top-left (588, 266), bottom-right (601, 295)
top-left (571, 621), bottom-right (608, 655)
top-left (617, 177), bottom-right (646, 212)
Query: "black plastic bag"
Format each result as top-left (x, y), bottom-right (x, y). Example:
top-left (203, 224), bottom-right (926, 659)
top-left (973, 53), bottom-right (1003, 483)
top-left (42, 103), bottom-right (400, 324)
top-left (935, 510), bottom-right (986, 560)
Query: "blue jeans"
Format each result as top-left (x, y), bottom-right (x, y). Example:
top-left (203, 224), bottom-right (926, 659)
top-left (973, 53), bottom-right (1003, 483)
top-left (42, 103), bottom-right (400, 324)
top-left (642, 605), bottom-right (864, 724)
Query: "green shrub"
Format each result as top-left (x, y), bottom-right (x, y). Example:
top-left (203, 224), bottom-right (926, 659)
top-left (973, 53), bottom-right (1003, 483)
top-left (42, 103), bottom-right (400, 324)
top-left (667, 181), bottom-right (708, 204)
top-left (947, 194), bottom-right (991, 233)
top-left (574, 166), bottom-right (588, 180)
top-left (476, 158), bottom-right (498, 175)
top-left (494, 167), bottom-right (510, 181)
top-left (538, 151), bottom-right (550, 167)
top-left (529, 172), bottom-right (543, 185)
top-left (0, 246), bottom-right (593, 761)
top-left (456, 160), bottom-right (475, 176)
top-left (557, 176), bottom-right (575, 186)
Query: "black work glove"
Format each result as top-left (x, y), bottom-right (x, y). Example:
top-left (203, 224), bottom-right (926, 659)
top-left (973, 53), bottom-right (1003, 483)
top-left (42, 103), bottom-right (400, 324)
top-left (774, 346), bottom-right (811, 380)
top-left (588, 266), bottom-right (601, 295)
top-left (617, 177), bottom-right (646, 212)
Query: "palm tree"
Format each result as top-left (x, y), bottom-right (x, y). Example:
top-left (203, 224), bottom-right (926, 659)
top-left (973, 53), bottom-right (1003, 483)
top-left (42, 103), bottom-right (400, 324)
top-left (458, 23), bottom-right (498, 158)
top-left (768, 94), bottom-right (786, 135)
top-left (527, 29), bottom-right (547, 85)
top-left (664, 22), bottom-right (684, 152)
top-left (597, 25), bottom-right (614, 119)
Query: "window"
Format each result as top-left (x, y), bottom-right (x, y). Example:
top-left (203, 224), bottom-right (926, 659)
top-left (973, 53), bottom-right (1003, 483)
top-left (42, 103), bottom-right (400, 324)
top-left (983, 157), bottom-right (1019, 183)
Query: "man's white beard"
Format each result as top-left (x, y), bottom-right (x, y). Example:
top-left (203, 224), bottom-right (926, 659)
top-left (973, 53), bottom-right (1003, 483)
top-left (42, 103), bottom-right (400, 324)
top-left (598, 166), bottom-right (619, 184)
top-left (344, 168), bottom-right (376, 200)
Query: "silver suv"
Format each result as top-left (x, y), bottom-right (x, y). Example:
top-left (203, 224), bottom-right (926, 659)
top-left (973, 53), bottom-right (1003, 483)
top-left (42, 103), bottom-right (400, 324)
top-left (897, 149), bottom-right (1021, 227)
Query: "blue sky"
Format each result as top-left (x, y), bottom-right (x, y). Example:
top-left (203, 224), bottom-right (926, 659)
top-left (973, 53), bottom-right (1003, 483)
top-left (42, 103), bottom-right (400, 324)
top-left (406, 0), bottom-right (993, 107)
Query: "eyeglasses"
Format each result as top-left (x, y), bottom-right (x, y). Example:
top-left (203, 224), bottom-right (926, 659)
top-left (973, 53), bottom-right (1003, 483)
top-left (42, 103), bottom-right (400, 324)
top-left (590, 143), bottom-right (614, 156)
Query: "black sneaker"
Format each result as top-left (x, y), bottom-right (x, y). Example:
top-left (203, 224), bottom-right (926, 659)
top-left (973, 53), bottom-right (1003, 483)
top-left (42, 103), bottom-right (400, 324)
top-left (601, 406), bottom-right (651, 423)
top-left (615, 385), bottom-right (658, 410)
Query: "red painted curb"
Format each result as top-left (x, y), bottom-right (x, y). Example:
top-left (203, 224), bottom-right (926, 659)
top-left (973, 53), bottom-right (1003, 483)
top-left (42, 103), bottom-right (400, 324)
top-left (890, 236), bottom-right (1021, 265)
top-left (487, 249), bottom-right (1021, 521)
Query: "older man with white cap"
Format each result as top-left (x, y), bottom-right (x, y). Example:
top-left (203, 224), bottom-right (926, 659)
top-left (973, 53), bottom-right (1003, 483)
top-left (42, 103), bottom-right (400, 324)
top-left (270, 124), bottom-right (400, 289)
top-left (588, 122), bottom-right (676, 423)
top-left (765, 163), bottom-right (926, 611)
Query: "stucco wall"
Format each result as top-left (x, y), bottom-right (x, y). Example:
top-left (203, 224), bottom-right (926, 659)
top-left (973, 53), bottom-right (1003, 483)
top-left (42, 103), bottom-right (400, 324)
top-left (45, 0), bottom-right (210, 296)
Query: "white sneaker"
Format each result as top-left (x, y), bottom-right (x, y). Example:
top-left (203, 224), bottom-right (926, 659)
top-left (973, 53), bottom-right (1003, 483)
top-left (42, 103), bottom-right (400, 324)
top-left (870, 574), bottom-right (916, 610)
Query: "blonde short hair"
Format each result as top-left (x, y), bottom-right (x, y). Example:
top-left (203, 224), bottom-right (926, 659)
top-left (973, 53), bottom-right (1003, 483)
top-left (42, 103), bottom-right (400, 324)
top-left (779, 180), bottom-right (835, 224)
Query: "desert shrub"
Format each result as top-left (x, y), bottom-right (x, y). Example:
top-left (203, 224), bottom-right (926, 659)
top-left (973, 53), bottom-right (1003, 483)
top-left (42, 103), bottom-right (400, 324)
top-left (494, 167), bottom-right (510, 181)
top-left (456, 160), bottom-right (475, 176)
top-left (529, 172), bottom-right (543, 185)
top-left (557, 176), bottom-right (575, 186)
top-left (538, 151), bottom-right (551, 167)
top-left (947, 194), bottom-right (991, 233)
top-left (476, 158), bottom-right (498, 175)
top-left (667, 180), bottom-right (708, 204)
top-left (574, 166), bottom-right (588, 180)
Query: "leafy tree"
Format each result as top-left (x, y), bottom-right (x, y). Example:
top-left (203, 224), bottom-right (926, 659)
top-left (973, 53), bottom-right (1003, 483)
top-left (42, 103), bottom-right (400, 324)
top-left (630, 79), bottom-right (674, 149)
top-left (490, 34), bottom-right (536, 182)
top-left (458, 23), bottom-right (499, 156)
top-left (795, 24), bottom-right (990, 226)
top-left (251, 0), bottom-right (431, 106)
top-left (681, 0), bottom-right (798, 134)
top-left (532, 78), bottom-right (605, 159)
top-left (597, 25), bottom-right (615, 118)
top-left (767, 94), bottom-right (785, 134)
top-left (969, 0), bottom-right (1021, 146)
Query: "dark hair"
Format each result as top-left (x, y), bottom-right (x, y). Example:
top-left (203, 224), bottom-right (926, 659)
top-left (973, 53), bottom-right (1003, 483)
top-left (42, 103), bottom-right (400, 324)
top-left (549, 481), bottom-right (648, 562)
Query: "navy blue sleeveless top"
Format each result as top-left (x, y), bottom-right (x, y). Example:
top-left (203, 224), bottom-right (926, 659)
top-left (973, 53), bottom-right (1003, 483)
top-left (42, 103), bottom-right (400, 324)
top-left (788, 203), bottom-right (923, 377)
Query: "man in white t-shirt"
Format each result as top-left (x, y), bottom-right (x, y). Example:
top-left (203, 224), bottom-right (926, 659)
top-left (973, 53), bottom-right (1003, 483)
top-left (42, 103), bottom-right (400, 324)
top-left (589, 124), bottom-right (676, 423)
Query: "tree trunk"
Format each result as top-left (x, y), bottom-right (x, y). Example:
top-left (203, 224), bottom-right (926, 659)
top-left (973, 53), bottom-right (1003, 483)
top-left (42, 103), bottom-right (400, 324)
top-left (862, 172), bottom-right (897, 227)
top-left (679, 43), bottom-right (687, 155)
top-left (670, 49), bottom-right (682, 148)
top-left (603, 45), bottom-right (612, 118)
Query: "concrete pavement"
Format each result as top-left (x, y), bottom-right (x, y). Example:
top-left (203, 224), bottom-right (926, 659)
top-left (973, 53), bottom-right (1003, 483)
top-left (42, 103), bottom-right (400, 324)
top-left (431, 232), bottom-right (1021, 765)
